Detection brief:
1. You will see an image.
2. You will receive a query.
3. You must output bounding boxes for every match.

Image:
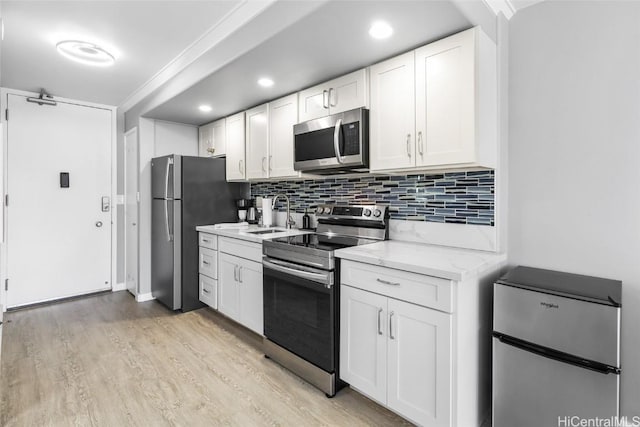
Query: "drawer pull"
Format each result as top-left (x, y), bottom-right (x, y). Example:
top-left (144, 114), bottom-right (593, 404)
top-left (376, 278), bottom-right (400, 286)
top-left (202, 239), bottom-right (210, 243)
top-left (377, 308), bottom-right (383, 335)
top-left (202, 260), bottom-right (210, 266)
top-left (202, 288), bottom-right (210, 294)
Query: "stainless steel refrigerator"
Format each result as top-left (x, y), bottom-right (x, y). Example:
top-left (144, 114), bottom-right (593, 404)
top-left (492, 266), bottom-right (621, 426)
top-left (151, 155), bottom-right (248, 312)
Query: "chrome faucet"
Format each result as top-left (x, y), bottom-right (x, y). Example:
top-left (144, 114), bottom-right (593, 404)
top-left (272, 194), bottom-right (295, 229)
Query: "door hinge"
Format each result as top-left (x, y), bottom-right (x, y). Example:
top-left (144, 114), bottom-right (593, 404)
top-left (5, 109), bottom-right (8, 121)
top-left (5, 279), bottom-right (8, 291)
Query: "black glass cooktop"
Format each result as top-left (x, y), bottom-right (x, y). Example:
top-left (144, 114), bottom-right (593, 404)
top-left (270, 233), bottom-right (377, 252)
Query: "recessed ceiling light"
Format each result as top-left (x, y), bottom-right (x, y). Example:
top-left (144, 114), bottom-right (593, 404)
top-left (257, 77), bottom-right (274, 88)
top-left (198, 105), bottom-right (212, 113)
top-left (56, 40), bottom-right (115, 67)
top-left (369, 21), bottom-right (393, 40)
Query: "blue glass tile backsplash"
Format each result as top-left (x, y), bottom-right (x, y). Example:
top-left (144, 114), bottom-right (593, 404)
top-left (250, 170), bottom-right (495, 226)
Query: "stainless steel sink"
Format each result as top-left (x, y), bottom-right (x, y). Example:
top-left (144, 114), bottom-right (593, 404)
top-left (246, 228), bottom-right (286, 235)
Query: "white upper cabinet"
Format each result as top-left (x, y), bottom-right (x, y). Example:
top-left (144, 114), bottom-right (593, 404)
top-left (298, 68), bottom-right (369, 122)
top-left (370, 26), bottom-right (497, 172)
top-left (245, 103), bottom-right (269, 180)
top-left (416, 28), bottom-right (475, 167)
top-left (268, 93), bottom-right (299, 179)
top-left (198, 118), bottom-right (226, 157)
top-left (369, 52), bottom-right (416, 171)
top-left (244, 94), bottom-right (300, 182)
top-left (225, 112), bottom-right (246, 181)
top-left (198, 122), bottom-right (213, 157)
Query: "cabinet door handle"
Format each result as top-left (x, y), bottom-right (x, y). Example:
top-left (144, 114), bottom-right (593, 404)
top-left (406, 134), bottom-right (411, 157)
top-left (322, 90), bottom-right (329, 109)
top-left (233, 265), bottom-right (238, 281)
top-left (262, 157), bottom-right (267, 173)
top-left (269, 155), bottom-right (273, 172)
top-left (202, 288), bottom-right (210, 294)
top-left (238, 160), bottom-right (242, 174)
top-left (202, 260), bottom-right (210, 266)
top-left (389, 311), bottom-right (395, 340)
top-left (202, 239), bottom-right (210, 243)
top-left (376, 278), bottom-right (400, 286)
top-left (417, 131), bottom-right (424, 156)
top-left (238, 266), bottom-right (243, 283)
top-left (329, 87), bottom-right (336, 107)
top-left (377, 308), bottom-right (383, 335)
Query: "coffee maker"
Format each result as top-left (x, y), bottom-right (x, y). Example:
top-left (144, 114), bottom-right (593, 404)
top-left (236, 198), bottom-right (258, 224)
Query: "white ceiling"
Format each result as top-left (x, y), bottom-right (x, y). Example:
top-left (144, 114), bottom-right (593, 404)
top-left (146, 0), bottom-right (472, 125)
top-left (0, 1), bottom-right (241, 106)
top-left (0, 0), bottom-right (499, 126)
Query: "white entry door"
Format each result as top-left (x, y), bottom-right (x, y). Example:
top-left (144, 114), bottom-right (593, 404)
top-left (124, 128), bottom-right (138, 297)
top-left (6, 94), bottom-right (113, 308)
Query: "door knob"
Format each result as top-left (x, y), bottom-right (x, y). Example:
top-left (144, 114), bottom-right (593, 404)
top-left (96, 221), bottom-right (103, 227)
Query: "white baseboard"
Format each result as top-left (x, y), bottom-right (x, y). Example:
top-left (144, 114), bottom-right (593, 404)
top-left (112, 282), bottom-right (127, 291)
top-left (136, 292), bottom-right (155, 303)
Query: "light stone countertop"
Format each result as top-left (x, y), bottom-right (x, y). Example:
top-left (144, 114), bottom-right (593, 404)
top-left (334, 240), bottom-right (507, 281)
top-left (196, 224), bottom-right (311, 244)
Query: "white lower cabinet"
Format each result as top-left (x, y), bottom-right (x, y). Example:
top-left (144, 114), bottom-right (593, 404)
top-left (387, 297), bottom-right (451, 427)
top-left (340, 285), bottom-right (451, 427)
top-left (198, 233), bottom-right (218, 309)
top-left (218, 250), bottom-right (263, 335)
top-left (199, 274), bottom-right (217, 308)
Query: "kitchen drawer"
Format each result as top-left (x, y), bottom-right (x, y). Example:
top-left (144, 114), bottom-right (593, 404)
top-left (219, 236), bottom-right (262, 262)
top-left (199, 274), bottom-right (217, 309)
top-left (199, 247), bottom-right (217, 279)
top-left (199, 232), bottom-right (217, 250)
top-left (340, 260), bottom-right (453, 313)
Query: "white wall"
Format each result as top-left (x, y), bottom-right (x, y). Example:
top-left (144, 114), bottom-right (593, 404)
top-left (509, 1), bottom-right (640, 414)
top-left (153, 120), bottom-right (198, 157)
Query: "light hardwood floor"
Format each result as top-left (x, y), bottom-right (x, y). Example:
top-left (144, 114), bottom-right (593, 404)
top-left (0, 291), bottom-right (411, 426)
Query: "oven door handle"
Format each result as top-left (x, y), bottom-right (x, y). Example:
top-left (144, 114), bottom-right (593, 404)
top-left (263, 258), bottom-right (333, 287)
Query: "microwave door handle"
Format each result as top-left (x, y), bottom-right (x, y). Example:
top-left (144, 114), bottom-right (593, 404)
top-left (333, 118), bottom-right (344, 164)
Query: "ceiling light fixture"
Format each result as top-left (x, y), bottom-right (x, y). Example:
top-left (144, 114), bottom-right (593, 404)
top-left (198, 105), bottom-right (213, 113)
top-left (369, 21), bottom-right (393, 40)
top-left (257, 77), bottom-right (274, 88)
top-left (56, 40), bottom-right (115, 67)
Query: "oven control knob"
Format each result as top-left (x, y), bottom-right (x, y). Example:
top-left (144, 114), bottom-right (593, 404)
top-left (373, 209), bottom-right (382, 218)
top-left (363, 209), bottom-right (372, 217)
top-left (316, 206), bottom-right (324, 214)
top-left (324, 207), bottom-right (332, 214)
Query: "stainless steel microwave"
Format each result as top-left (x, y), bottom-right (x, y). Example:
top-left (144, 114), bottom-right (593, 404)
top-left (293, 107), bottom-right (369, 174)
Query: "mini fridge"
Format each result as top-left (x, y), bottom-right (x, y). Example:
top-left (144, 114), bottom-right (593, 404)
top-left (492, 266), bottom-right (621, 427)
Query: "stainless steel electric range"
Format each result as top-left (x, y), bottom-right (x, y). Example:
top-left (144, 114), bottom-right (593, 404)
top-left (262, 204), bottom-right (389, 397)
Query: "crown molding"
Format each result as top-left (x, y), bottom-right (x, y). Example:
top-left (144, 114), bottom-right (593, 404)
top-left (119, 0), bottom-right (276, 113)
top-left (482, 0), bottom-right (516, 19)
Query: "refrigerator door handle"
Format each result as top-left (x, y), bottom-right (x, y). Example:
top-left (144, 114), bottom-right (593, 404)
top-left (165, 200), bottom-right (172, 242)
top-left (493, 332), bottom-right (620, 375)
top-left (164, 158), bottom-right (172, 199)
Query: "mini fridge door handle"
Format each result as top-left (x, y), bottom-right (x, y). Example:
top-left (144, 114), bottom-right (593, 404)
top-left (493, 332), bottom-right (620, 375)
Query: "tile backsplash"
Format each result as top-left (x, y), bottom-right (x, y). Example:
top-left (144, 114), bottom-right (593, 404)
top-left (251, 170), bottom-right (495, 226)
